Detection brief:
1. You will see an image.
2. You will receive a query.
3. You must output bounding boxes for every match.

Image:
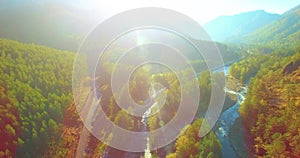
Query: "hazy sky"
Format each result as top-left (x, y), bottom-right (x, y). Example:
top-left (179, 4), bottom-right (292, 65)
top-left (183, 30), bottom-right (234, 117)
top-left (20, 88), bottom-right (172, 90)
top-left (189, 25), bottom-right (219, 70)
top-left (67, 0), bottom-right (300, 24)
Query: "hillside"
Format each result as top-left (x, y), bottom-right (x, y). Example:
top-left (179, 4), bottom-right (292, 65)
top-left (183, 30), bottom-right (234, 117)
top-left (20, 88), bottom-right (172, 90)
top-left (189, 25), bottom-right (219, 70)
top-left (0, 39), bottom-right (76, 157)
top-left (244, 4), bottom-right (300, 49)
top-left (231, 50), bottom-right (300, 157)
top-left (204, 10), bottom-right (280, 42)
top-left (0, 38), bottom-right (227, 157)
top-left (1, 2), bottom-right (300, 157)
top-left (44, 102), bottom-right (105, 158)
top-left (0, 84), bottom-right (20, 157)
top-left (0, 1), bottom-right (98, 51)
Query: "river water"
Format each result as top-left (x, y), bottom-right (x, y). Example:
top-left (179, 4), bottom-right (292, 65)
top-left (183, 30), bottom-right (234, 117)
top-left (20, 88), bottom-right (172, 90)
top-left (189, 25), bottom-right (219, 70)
top-left (101, 66), bottom-right (248, 158)
top-left (215, 87), bottom-right (247, 157)
top-left (213, 66), bottom-right (248, 158)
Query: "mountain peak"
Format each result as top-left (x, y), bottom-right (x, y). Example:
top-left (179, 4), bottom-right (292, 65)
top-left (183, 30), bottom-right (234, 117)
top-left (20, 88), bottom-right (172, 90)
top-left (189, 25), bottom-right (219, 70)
top-left (241, 9), bottom-right (266, 14)
top-left (204, 10), bottom-right (280, 42)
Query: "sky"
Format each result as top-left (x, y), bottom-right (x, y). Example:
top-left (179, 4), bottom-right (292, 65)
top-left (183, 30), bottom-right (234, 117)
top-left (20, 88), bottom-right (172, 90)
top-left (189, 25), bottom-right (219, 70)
top-left (66, 0), bottom-right (300, 24)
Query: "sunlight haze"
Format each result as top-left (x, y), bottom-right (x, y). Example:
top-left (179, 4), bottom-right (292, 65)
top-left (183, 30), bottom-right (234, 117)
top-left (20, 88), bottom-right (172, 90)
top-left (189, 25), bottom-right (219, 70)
top-left (68, 0), bottom-right (300, 24)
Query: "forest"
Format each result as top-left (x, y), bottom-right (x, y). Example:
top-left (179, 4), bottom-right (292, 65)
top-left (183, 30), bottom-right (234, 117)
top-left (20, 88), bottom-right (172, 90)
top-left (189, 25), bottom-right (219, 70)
top-left (166, 119), bottom-right (222, 158)
top-left (1, 34), bottom-right (299, 157)
top-left (0, 38), bottom-right (225, 157)
top-left (0, 3), bottom-right (299, 156)
top-left (230, 48), bottom-right (300, 157)
top-left (0, 39), bottom-right (74, 157)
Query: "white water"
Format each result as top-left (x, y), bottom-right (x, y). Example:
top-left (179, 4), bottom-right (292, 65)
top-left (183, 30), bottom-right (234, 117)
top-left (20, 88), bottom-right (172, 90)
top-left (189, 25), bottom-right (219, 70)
top-left (215, 84), bottom-right (247, 158)
top-left (141, 84), bottom-right (167, 158)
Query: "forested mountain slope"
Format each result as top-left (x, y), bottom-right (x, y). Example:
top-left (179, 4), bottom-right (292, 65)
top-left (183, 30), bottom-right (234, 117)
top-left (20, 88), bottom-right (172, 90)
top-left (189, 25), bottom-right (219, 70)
top-left (204, 10), bottom-right (280, 42)
top-left (0, 39), bottom-right (75, 157)
top-left (245, 4), bottom-right (300, 49)
top-left (230, 50), bottom-right (300, 157)
top-left (0, 1), bottom-right (97, 51)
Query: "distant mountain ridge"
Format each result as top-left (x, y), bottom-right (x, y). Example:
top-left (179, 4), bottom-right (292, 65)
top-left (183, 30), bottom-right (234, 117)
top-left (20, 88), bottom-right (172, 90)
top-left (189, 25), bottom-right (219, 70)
top-left (1, 1), bottom-right (299, 51)
top-left (244, 4), bottom-right (300, 49)
top-left (204, 10), bottom-right (280, 42)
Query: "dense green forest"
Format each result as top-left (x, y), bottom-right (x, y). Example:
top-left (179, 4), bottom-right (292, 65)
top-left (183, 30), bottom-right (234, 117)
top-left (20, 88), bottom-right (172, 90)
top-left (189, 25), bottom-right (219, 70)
top-left (229, 48), bottom-right (296, 83)
top-left (0, 39), bottom-right (74, 157)
top-left (0, 7), bottom-right (299, 156)
top-left (0, 84), bottom-right (20, 157)
top-left (166, 118), bottom-right (222, 158)
top-left (0, 1), bottom-right (299, 157)
top-left (230, 49), bottom-right (300, 157)
top-left (0, 38), bottom-right (225, 157)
